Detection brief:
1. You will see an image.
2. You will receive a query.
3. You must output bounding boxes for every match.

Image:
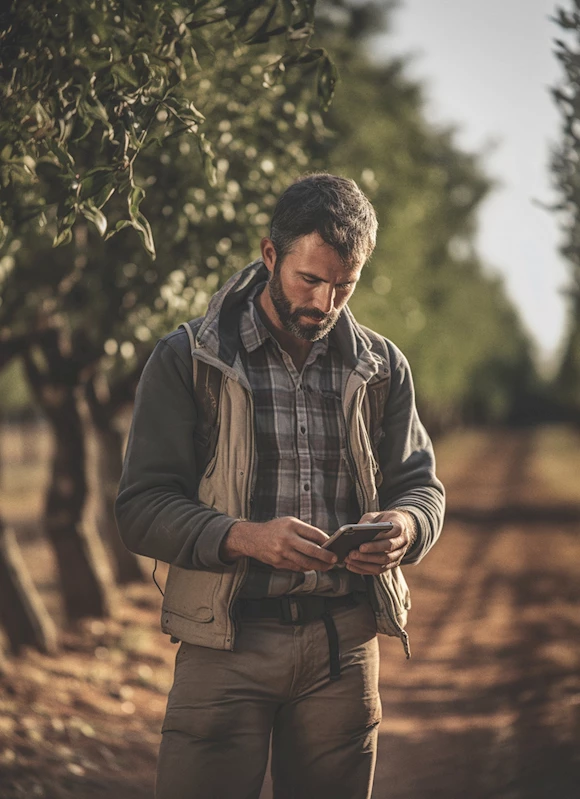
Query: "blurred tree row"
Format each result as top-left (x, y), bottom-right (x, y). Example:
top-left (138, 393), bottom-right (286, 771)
top-left (312, 5), bottom-right (537, 431)
top-left (552, 3), bottom-right (580, 422)
top-left (0, 1), bottom-right (539, 653)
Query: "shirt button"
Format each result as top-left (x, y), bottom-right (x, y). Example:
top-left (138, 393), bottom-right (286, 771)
top-left (303, 482), bottom-right (310, 492)
top-left (300, 425), bottom-right (306, 435)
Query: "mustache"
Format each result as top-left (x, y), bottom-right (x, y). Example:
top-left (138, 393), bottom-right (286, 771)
top-left (293, 307), bottom-right (337, 323)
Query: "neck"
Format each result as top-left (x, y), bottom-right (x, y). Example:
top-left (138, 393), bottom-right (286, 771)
top-left (255, 286), bottom-right (313, 370)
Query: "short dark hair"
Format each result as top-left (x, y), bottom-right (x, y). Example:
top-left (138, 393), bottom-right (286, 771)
top-left (269, 173), bottom-right (378, 268)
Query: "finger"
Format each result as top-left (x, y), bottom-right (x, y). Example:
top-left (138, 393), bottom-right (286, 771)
top-left (293, 538), bottom-right (337, 566)
top-left (346, 552), bottom-right (404, 572)
top-left (359, 534), bottom-right (406, 554)
top-left (358, 512), bottom-right (381, 524)
top-left (284, 552), bottom-right (335, 572)
top-left (346, 560), bottom-right (398, 575)
top-left (275, 558), bottom-right (303, 572)
top-left (291, 520), bottom-right (330, 547)
top-left (364, 525), bottom-right (402, 541)
top-left (274, 553), bottom-right (321, 572)
top-left (347, 550), bottom-right (402, 567)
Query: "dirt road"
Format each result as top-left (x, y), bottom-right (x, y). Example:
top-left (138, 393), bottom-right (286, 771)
top-left (370, 427), bottom-right (580, 799)
top-left (1, 426), bottom-right (579, 798)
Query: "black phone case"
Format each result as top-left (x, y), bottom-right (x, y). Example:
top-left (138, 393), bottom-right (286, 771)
top-left (326, 528), bottom-right (385, 562)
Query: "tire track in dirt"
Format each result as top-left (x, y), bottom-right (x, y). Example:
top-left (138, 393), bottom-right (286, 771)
top-left (373, 428), bottom-right (580, 799)
top-left (421, 430), bottom-right (532, 660)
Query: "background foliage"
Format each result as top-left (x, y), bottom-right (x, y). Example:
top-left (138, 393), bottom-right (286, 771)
top-left (551, 2), bottom-right (580, 421)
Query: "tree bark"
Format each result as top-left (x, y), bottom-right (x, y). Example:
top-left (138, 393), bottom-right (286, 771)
top-left (0, 516), bottom-right (58, 655)
top-left (84, 374), bottom-right (145, 584)
top-left (23, 342), bottom-right (116, 622)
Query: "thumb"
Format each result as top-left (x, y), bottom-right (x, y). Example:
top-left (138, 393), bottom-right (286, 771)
top-left (358, 512), bottom-right (382, 524)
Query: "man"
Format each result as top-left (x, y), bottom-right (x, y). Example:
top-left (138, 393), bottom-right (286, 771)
top-left (116, 173), bottom-right (445, 799)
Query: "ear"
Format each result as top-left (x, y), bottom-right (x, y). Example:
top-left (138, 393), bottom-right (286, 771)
top-left (260, 237), bottom-right (277, 276)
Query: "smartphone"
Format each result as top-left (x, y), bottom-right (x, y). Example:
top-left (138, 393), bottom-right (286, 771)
top-left (322, 522), bottom-right (394, 562)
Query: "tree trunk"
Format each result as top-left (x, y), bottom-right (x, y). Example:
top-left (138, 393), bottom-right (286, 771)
top-left (556, 297), bottom-right (580, 423)
top-left (24, 344), bottom-right (116, 622)
top-left (0, 517), bottom-right (58, 655)
top-left (45, 387), bottom-right (116, 620)
top-left (84, 376), bottom-right (145, 584)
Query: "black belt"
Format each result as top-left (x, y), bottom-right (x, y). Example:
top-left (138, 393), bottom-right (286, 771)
top-left (237, 594), bottom-right (359, 681)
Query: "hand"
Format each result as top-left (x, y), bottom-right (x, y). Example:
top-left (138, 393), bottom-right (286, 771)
top-left (344, 510), bottom-right (416, 576)
top-left (222, 516), bottom-right (338, 572)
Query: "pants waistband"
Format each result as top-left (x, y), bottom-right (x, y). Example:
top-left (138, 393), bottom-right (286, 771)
top-left (237, 593), bottom-right (359, 626)
top-left (237, 595), bottom-right (360, 682)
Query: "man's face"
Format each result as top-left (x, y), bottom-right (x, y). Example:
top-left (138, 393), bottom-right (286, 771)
top-left (264, 232), bottom-right (362, 342)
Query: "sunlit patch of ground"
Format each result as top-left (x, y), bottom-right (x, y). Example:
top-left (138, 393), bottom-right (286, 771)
top-left (1, 424), bottom-right (579, 799)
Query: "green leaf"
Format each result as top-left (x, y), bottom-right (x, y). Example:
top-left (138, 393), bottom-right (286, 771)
top-left (129, 212), bottom-right (156, 259)
top-left (129, 184), bottom-right (146, 216)
top-left (80, 201), bottom-right (107, 236)
top-left (93, 184), bottom-right (115, 210)
top-left (45, 140), bottom-right (75, 171)
top-left (186, 101), bottom-right (206, 124)
top-left (281, 0), bottom-right (296, 27)
top-left (0, 215), bottom-right (6, 248)
top-left (293, 47), bottom-right (324, 65)
top-left (81, 166), bottom-right (116, 208)
top-left (126, 182), bottom-right (155, 258)
top-left (53, 227), bottom-right (73, 248)
top-left (233, 2), bottom-right (262, 32)
top-left (317, 54), bottom-right (338, 111)
top-left (104, 219), bottom-right (132, 240)
top-left (111, 62), bottom-right (140, 88)
top-left (244, 3), bottom-right (278, 45)
top-left (198, 134), bottom-right (217, 185)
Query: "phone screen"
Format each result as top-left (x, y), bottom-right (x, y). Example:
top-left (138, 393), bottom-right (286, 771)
top-left (322, 522), bottom-right (394, 562)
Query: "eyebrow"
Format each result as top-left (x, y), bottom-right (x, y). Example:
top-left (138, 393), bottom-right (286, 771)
top-left (298, 271), bottom-right (360, 284)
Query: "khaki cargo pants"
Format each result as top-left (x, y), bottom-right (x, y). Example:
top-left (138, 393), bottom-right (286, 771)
top-left (156, 600), bottom-right (381, 799)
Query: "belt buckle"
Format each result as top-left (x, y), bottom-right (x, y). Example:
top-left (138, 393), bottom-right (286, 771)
top-left (279, 597), bottom-right (302, 624)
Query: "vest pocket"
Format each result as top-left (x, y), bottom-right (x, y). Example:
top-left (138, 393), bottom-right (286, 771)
top-left (163, 566), bottom-right (219, 623)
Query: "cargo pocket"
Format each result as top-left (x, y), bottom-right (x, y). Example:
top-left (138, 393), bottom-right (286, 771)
top-left (163, 567), bottom-right (219, 623)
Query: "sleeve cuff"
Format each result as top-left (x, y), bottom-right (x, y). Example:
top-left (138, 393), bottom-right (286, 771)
top-left (192, 514), bottom-right (239, 570)
top-left (391, 505), bottom-right (428, 564)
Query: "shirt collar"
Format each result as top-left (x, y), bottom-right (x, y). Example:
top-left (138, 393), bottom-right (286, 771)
top-left (239, 283), bottom-right (270, 353)
top-left (240, 285), bottom-right (331, 359)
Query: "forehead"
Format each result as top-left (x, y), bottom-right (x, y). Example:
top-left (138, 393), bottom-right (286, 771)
top-left (284, 232), bottom-right (363, 280)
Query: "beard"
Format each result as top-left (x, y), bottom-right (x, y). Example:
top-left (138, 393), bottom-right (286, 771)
top-left (268, 267), bottom-right (340, 342)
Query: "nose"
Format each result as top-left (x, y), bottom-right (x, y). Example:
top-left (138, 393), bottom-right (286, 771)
top-left (313, 285), bottom-right (336, 315)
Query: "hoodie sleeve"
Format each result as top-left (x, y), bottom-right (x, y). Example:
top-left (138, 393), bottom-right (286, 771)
top-left (377, 341), bottom-right (445, 564)
top-left (115, 332), bottom-right (236, 571)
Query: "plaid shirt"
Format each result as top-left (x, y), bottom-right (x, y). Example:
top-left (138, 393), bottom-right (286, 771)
top-left (238, 284), bottom-right (365, 598)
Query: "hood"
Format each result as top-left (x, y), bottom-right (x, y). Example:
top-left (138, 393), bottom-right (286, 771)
top-left (194, 258), bottom-right (387, 383)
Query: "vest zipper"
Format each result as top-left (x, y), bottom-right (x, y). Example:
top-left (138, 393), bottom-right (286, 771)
top-left (225, 384), bottom-right (254, 648)
top-left (345, 384), bottom-right (371, 514)
top-left (190, 346), bottom-right (253, 651)
top-left (345, 381), bottom-right (412, 660)
top-left (372, 577), bottom-right (411, 658)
